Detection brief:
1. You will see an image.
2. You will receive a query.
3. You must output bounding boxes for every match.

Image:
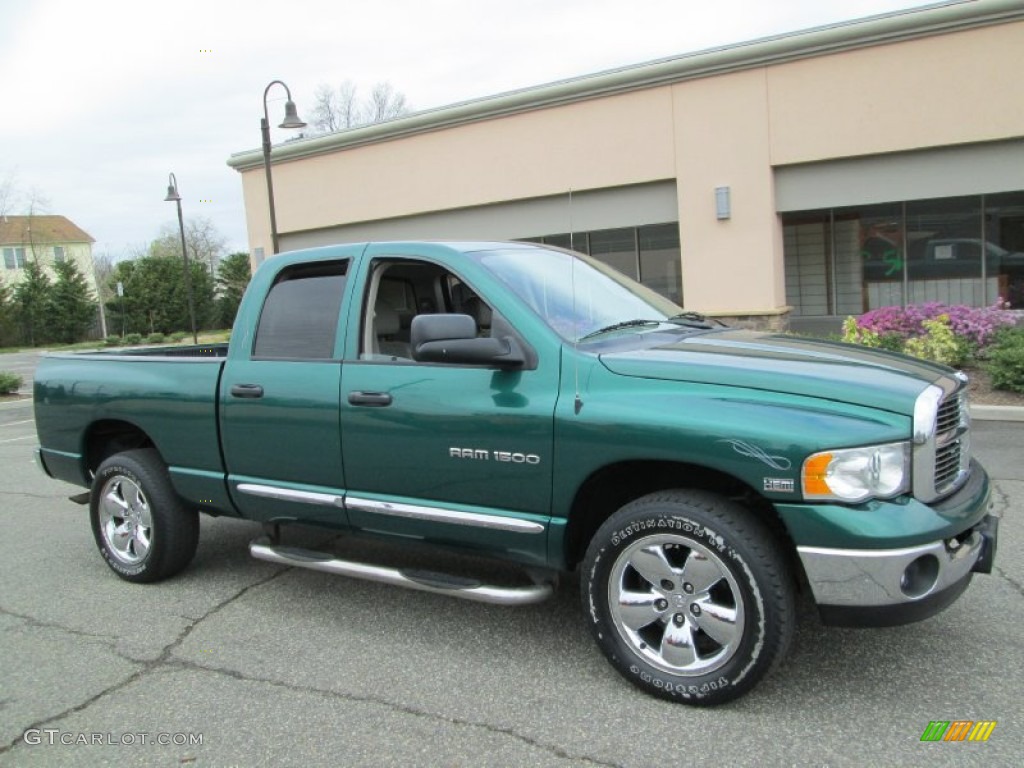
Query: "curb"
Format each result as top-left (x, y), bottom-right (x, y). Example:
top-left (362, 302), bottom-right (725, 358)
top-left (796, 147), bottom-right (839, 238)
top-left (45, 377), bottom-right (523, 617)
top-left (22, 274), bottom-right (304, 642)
top-left (971, 405), bottom-right (1024, 422)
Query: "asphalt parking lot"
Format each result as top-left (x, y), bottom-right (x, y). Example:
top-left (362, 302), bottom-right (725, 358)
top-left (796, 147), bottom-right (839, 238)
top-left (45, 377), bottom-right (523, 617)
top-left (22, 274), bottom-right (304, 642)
top-left (0, 354), bottom-right (1021, 766)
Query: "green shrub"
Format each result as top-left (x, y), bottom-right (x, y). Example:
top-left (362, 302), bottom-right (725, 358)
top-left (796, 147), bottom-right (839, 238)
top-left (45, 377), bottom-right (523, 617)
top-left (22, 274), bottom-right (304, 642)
top-left (0, 372), bottom-right (22, 395)
top-left (169, 331), bottom-right (187, 343)
top-left (986, 327), bottom-right (1024, 393)
top-left (104, 336), bottom-right (122, 347)
top-left (146, 332), bottom-right (166, 344)
top-left (124, 333), bottom-right (143, 346)
top-left (845, 312), bottom-right (970, 366)
top-left (902, 315), bottom-right (970, 367)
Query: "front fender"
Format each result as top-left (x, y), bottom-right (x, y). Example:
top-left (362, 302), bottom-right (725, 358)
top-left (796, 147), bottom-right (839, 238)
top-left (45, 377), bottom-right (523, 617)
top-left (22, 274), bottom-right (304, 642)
top-left (551, 360), bottom-right (911, 517)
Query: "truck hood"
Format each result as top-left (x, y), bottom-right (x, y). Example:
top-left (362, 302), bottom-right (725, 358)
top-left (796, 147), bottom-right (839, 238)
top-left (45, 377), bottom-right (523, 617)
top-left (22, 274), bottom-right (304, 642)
top-left (598, 329), bottom-right (955, 414)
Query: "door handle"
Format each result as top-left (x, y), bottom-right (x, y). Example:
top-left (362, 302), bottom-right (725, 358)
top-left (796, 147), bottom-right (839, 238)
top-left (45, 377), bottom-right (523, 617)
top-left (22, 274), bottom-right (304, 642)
top-left (348, 391), bottom-right (392, 407)
top-left (230, 384), bottom-right (264, 398)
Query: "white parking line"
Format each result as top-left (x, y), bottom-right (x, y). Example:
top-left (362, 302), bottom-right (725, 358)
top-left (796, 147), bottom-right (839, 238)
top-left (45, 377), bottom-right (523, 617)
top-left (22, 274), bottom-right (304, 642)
top-left (0, 419), bottom-right (35, 428)
top-left (0, 434), bottom-right (34, 444)
top-left (0, 399), bottom-right (32, 409)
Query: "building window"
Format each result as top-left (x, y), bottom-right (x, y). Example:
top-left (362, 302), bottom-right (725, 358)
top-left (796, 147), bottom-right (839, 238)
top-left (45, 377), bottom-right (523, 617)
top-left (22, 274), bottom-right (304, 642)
top-left (523, 222), bottom-right (682, 305)
top-left (3, 247), bottom-right (26, 269)
top-left (985, 191), bottom-right (1024, 309)
top-left (53, 246), bottom-right (66, 264)
top-left (639, 223), bottom-right (683, 305)
top-left (783, 192), bottom-right (1024, 315)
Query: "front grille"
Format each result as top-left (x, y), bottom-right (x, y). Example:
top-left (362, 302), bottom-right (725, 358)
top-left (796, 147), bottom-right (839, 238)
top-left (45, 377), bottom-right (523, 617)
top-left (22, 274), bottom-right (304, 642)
top-left (935, 392), bottom-right (963, 436)
top-left (934, 437), bottom-right (965, 492)
top-left (932, 390), bottom-right (969, 498)
top-left (913, 381), bottom-right (970, 503)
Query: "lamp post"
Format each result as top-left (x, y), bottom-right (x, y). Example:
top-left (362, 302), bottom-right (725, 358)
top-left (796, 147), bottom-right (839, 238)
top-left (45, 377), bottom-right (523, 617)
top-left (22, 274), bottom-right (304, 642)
top-left (261, 80), bottom-right (307, 254)
top-left (163, 172), bottom-right (198, 344)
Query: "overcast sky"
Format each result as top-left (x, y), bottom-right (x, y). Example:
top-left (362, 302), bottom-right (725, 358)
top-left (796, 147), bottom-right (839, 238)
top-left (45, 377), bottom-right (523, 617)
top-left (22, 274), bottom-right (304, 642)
top-left (0, 0), bottom-right (941, 261)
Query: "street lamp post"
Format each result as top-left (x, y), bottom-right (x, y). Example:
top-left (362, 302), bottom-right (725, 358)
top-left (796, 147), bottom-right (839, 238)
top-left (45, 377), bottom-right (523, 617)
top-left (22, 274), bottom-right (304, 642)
top-left (163, 173), bottom-right (198, 344)
top-left (261, 80), bottom-right (307, 255)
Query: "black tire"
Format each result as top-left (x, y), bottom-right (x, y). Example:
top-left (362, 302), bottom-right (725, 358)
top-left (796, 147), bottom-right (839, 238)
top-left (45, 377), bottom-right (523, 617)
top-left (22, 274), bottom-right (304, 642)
top-left (89, 448), bottom-right (199, 583)
top-left (581, 490), bottom-right (794, 705)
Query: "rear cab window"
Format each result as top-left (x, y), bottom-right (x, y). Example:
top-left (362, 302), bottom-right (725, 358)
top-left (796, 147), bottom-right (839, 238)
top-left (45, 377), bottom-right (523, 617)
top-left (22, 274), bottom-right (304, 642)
top-left (253, 261), bottom-right (349, 360)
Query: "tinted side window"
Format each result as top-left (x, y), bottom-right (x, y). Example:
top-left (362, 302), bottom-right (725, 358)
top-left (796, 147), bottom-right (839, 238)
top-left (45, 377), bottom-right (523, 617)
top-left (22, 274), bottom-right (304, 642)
top-left (253, 261), bottom-right (348, 359)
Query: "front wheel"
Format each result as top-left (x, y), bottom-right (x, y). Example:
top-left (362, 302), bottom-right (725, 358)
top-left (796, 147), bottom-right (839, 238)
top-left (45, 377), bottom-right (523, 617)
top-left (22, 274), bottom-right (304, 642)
top-left (90, 449), bottom-right (199, 583)
top-left (581, 490), bottom-right (795, 705)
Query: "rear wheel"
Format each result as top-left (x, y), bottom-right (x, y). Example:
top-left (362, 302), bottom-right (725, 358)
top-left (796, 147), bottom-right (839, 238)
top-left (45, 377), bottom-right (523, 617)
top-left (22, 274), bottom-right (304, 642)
top-left (90, 449), bottom-right (199, 583)
top-left (581, 490), bottom-right (794, 705)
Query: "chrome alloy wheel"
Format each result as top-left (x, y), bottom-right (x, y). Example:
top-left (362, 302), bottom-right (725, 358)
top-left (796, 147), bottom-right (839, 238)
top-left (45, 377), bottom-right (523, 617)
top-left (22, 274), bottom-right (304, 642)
top-left (97, 475), bottom-right (153, 565)
top-left (608, 534), bottom-right (745, 676)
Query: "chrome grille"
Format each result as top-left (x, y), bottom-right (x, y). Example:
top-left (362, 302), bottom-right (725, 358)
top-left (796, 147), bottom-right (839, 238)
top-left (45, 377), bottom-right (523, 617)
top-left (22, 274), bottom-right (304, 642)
top-left (935, 392), bottom-right (963, 436)
top-left (912, 381), bottom-right (970, 503)
top-left (934, 438), bottom-right (964, 491)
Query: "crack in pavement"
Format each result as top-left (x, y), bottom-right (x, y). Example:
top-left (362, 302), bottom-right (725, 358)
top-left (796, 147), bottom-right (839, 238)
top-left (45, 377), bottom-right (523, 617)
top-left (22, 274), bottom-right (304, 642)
top-left (0, 561), bottom-right (622, 767)
top-left (0, 605), bottom-right (120, 642)
top-left (163, 657), bottom-right (624, 768)
top-left (0, 491), bottom-right (71, 501)
top-left (993, 566), bottom-right (1024, 599)
top-left (0, 565), bottom-right (291, 757)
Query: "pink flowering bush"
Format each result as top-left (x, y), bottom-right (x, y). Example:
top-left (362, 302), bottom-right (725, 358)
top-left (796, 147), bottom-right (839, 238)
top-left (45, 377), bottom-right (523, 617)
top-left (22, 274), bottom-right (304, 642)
top-left (852, 300), bottom-right (1016, 350)
top-left (843, 300), bottom-right (1018, 367)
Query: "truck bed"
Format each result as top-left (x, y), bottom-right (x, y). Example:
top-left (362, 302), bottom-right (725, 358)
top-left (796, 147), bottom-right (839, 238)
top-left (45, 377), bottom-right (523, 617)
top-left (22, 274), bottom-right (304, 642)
top-left (34, 345), bottom-right (230, 511)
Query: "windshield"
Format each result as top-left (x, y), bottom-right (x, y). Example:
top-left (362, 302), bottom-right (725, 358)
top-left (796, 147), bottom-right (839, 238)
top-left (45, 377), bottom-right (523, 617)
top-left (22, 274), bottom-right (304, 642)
top-left (474, 246), bottom-right (685, 341)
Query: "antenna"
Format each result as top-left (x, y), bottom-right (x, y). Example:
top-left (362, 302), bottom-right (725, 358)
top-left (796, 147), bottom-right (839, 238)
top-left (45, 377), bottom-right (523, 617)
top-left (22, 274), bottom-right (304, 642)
top-left (570, 188), bottom-right (583, 415)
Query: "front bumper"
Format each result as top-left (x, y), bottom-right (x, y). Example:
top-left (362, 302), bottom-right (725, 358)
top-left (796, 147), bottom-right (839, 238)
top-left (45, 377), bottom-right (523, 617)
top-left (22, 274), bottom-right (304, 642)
top-left (798, 512), bottom-right (999, 627)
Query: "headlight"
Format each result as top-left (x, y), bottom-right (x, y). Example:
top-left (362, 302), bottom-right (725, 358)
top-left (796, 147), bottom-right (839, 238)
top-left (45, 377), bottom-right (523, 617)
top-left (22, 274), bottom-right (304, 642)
top-left (801, 442), bottom-right (910, 503)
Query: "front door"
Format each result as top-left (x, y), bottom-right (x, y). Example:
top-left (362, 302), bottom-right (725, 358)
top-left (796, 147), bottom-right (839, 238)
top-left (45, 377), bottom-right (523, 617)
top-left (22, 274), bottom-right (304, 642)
top-left (339, 252), bottom-right (559, 563)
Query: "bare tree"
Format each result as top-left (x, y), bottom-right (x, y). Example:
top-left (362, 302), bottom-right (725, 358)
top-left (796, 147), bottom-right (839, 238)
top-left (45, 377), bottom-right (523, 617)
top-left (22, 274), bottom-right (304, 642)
top-left (311, 81), bottom-right (361, 133)
top-left (23, 188), bottom-right (52, 263)
top-left (0, 170), bottom-right (18, 218)
top-left (309, 80), bottom-right (411, 135)
top-left (366, 81), bottom-right (409, 124)
top-left (150, 216), bottom-right (226, 274)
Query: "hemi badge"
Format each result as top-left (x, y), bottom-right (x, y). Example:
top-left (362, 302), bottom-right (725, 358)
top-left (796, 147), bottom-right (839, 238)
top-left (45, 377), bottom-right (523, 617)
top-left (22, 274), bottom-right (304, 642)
top-left (764, 478), bottom-right (795, 493)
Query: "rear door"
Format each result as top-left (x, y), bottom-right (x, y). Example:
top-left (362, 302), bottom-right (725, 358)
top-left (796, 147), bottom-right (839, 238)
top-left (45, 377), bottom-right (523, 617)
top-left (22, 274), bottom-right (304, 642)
top-left (219, 257), bottom-right (353, 526)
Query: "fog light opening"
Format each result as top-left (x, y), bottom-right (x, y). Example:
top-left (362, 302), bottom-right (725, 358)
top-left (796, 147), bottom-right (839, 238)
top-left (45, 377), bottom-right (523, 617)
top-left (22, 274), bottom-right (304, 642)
top-left (900, 554), bottom-right (940, 598)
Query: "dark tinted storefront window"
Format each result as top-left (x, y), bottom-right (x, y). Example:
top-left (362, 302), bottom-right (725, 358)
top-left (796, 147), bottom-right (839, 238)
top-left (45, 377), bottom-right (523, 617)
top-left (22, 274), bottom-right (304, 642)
top-left (784, 192), bottom-right (1024, 315)
top-left (525, 222), bottom-right (682, 304)
top-left (589, 228), bottom-right (637, 279)
top-left (905, 196), bottom-right (983, 304)
top-left (986, 191), bottom-right (1024, 307)
top-left (639, 223), bottom-right (683, 305)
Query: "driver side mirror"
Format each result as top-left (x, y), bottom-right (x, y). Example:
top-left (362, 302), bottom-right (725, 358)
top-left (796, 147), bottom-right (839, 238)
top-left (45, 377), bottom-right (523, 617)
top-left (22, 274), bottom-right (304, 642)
top-left (410, 314), bottom-right (524, 369)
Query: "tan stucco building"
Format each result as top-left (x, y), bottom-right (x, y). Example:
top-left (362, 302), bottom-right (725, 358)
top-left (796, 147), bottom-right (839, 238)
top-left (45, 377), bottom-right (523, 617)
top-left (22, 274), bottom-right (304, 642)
top-left (229, 0), bottom-right (1024, 327)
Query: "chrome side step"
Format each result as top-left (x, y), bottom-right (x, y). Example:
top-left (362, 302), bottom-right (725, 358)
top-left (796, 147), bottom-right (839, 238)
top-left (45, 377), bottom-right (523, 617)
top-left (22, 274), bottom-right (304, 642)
top-left (249, 537), bottom-right (555, 606)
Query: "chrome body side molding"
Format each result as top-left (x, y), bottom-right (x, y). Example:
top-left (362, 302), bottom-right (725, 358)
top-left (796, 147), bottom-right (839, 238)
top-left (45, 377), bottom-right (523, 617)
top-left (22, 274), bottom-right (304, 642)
top-left (234, 484), bottom-right (546, 534)
top-left (345, 495), bottom-right (546, 534)
top-left (237, 483), bottom-right (344, 507)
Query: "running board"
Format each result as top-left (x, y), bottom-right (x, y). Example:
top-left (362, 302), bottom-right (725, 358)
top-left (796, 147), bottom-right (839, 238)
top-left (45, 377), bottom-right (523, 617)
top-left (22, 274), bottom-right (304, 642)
top-left (249, 537), bottom-right (555, 606)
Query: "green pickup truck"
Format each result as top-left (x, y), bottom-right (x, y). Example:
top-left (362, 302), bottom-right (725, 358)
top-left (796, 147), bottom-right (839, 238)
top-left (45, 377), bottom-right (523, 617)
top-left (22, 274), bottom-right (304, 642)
top-left (34, 241), bottom-right (998, 705)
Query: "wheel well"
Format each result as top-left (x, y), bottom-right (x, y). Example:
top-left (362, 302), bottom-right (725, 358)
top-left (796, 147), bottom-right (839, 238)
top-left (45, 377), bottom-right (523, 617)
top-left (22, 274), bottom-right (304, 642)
top-left (84, 420), bottom-right (156, 477)
top-left (564, 461), bottom-right (798, 573)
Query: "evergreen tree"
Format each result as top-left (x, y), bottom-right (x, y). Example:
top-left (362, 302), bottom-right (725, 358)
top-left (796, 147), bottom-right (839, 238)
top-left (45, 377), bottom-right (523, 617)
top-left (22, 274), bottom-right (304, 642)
top-left (107, 255), bottom-right (216, 335)
top-left (0, 282), bottom-right (18, 347)
top-left (50, 259), bottom-right (98, 343)
top-left (216, 252), bottom-right (252, 328)
top-left (13, 260), bottom-right (53, 346)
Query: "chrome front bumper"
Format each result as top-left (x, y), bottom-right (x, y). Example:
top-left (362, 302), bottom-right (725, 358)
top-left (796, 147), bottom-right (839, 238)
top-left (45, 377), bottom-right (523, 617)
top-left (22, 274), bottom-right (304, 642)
top-left (797, 513), bottom-right (999, 627)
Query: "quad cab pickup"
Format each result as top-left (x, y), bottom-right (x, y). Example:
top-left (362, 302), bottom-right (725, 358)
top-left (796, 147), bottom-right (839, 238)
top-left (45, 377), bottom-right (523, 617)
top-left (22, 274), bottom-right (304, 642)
top-left (34, 241), bottom-right (998, 705)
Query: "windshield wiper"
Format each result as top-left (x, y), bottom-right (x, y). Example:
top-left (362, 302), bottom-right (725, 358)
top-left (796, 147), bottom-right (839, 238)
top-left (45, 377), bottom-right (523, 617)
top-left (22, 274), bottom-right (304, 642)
top-left (667, 311), bottom-right (719, 329)
top-left (579, 319), bottom-right (664, 341)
